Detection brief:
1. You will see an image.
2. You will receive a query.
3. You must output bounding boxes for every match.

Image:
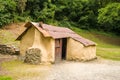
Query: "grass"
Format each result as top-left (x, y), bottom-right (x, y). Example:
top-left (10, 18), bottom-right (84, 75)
top-left (97, 47), bottom-right (120, 60)
top-left (1, 60), bottom-right (51, 80)
top-left (2, 60), bottom-right (23, 70)
top-left (0, 30), bottom-right (19, 46)
top-left (0, 76), bottom-right (12, 80)
top-left (70, 27), bottom-right (120, 60)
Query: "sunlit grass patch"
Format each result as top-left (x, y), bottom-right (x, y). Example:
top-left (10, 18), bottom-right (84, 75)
top-left (97, 47), bottom-right (120, 61)
top-left (0, 76), bottom-right (12, 80)
top-left (0, 30), bottom-right (19, 46)
top-left (1, 60), bottom-right (51, 80)
top-left (2, 60), bottom-right (23, 70)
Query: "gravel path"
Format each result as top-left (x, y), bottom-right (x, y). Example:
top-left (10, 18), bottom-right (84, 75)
top-left (46, 60), bottom-right (120, 80)
top-left (19, 59), bottom-right (120, 80)
top-left (0, 55), bottom-right (120, 80)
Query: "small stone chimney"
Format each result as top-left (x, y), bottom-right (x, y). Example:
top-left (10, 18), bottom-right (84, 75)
top-left (39, 22), bottom-right (43, 28)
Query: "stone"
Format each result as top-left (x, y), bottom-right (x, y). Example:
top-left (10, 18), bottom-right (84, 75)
top-left (0, 44), bottom-right (19, 55)
top-left (24, 48), bottom-right (41, 64)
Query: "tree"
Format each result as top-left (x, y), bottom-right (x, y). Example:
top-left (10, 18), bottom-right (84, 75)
top-left (98, 3), bottom-right (120, 33)
top-left (25, 0), bottom-right (47, 19)
top-left (15, 0), bottom-right (27, 14)
top-left (37, 1), bottom-right (56, 23)
top-left (0, 0), bottom-right (16, 27)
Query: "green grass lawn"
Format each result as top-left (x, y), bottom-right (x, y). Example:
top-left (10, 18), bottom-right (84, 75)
top-left (0, 76), bottom-right (12, 80)
top-left (0, 30), bottom-right (19, 46)
top-left (97, 47), bottom-right (120, 60)
top-left (1, 60), bottom-right (51, 80)
top-left (70, 27), bottom-right (120, 60)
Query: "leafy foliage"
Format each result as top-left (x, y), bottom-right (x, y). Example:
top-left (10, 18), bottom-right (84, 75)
top-left (0, 0), bottom-right (120, 35)
top-left (0, 0), bottom-right (16, 27)
top-left (37, 1), bottom-right (56, 23)
top-left (98, 3), bottom-right (120, 33)
top-left (15, 0), bottom-right (27, 14)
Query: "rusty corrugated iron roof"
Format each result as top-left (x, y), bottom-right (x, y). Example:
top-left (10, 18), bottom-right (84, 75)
top-left (16, 22), bottom-right (96, 46)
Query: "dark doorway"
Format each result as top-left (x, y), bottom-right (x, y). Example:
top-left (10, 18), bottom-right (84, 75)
top-left (62, 38), bottom-right (67, 59)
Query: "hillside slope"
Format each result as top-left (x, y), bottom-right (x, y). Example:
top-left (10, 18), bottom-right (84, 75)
top-left (0, 23), bottom-right (120, 60)
top-left (0, 23), bottom-right (25, 46)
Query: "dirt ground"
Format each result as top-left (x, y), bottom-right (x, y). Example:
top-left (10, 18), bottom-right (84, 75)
top-left (0, 55), bottom-right (120, 80)
top-left (0, 55), bottom-right (17, 75)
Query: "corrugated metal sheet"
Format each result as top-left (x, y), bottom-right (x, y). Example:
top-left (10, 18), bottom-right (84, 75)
top-left (17, 22), bottom-right (96, 46)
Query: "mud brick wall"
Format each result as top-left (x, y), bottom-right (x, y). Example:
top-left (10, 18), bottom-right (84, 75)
top-left (0, 44), bottom-right (19, 55)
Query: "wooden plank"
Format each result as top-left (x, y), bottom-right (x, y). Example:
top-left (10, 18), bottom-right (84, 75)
top-left (55, 39), bottom-right (62, 63)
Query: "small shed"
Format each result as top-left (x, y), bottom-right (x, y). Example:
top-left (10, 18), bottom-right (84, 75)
top-left (16, 22), bottom-right (96, 63)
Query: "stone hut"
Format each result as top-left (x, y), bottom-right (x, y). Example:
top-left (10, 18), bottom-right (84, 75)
top-left (16, 22), bottom-right (96, 63)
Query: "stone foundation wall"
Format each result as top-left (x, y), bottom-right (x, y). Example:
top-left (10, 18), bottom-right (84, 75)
top-left (0, 44), bottom-right (19, 55)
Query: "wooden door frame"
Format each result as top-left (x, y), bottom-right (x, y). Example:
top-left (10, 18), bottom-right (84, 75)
top-left (55, 39), bottom-right (62, 62)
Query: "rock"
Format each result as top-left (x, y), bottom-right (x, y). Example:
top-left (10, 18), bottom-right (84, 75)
top-left (0, 44), bottom-right (19, 55)
top-left (24, 48), bottom-right (41, 64)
